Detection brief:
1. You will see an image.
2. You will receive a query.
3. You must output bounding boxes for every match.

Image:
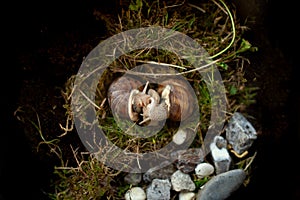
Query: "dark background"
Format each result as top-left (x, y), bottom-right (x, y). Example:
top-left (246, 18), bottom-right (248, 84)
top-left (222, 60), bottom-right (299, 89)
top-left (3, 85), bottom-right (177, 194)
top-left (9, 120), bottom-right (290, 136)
top-left (1, 0), bottom-right (299, 199)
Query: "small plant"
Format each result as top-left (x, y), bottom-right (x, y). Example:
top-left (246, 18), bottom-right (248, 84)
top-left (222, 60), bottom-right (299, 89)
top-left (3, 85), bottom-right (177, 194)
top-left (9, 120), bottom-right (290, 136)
top-left (49, 151), bottom-right (118, 199)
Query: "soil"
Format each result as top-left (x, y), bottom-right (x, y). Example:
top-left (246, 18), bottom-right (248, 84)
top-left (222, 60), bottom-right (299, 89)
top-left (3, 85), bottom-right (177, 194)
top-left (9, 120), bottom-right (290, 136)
top-left (1, 0), bottom-right (300, 199)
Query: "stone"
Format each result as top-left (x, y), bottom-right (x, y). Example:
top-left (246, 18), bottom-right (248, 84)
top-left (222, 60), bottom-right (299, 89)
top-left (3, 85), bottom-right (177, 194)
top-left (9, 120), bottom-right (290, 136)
top-left (171, 148), bottom-right (204, 173)
top-left (173, 129), bottom-right (188, 145)
top-left (179, 191), bottom-right (196, 200)
top-left (124, 169), bottom-right (142, 185)
top-left (226, 112), bottom-right (257, 155)
top-left (196, 169), bottom-right (246, 200)
top-left (195, 163), bottom-right (214, 179)
top-left (143, 161), bottom-right (176, 183)
top-left (146, 179), bottom-right (171, 200)
top-left (125, 187), bottom-right (146, 200)
top-left (171, 170), bottom-right (196, 192)
top-left (210, 135), bottom-right (232, 174)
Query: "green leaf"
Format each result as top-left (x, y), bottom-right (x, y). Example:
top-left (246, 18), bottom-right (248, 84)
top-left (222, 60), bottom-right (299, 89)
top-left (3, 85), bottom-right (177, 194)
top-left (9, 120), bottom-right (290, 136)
top-left (238, 39), bottom-right (258, 54)
top-left (229, 85), bottom-right (237, 95)
top-left (194, 177), bottom-right (209, 188)
top-left (217, 62), bottom-right (229, 70)
top-left (129, 0), bottom-right (143, 11)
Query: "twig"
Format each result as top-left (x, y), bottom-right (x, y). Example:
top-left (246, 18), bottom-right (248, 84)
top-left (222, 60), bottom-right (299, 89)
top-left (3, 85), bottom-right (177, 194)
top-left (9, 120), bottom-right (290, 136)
top-left (188, 3), bottom-right (206, 13)
top-left (244, 151), bottom-right (257, 171)
top-left (58, 114), bottom-right (74, 137)
top-left (135, 60), bottom-right (187, 70)
top-left (115, 58), bottom-right (220, 77)
top-left (70, 145), bottom-right (87, 176)
top-left (79, 89), bottom-right (101, 110)
top-left (164, 0), bottom-right (185, 9)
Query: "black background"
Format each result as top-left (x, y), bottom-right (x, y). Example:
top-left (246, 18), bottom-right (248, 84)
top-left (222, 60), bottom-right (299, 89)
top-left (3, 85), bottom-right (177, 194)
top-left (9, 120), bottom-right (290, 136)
top-left (1, 0), bottom-right (300, 199)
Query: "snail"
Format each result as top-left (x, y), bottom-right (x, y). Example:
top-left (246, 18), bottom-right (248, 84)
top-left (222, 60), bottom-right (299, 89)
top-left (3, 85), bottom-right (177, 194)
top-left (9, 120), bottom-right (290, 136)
top-left (108, 75), bottom-right (196, 125)
top-left (107, 76), bottom-right (162, 123)
top-left (156, 78), bottom-right (195, 122)
top-left (107, 75), bottom-right (148, 122)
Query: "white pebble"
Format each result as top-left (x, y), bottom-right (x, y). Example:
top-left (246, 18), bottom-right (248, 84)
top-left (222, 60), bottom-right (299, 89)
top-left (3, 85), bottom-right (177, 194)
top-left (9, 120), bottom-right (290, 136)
top-left (179, 191), bottom-right (196, 200)
top-left (125, 187), bottom-right (146, 200)
top-left (195, 163), bottom-right (214, 179)
top-left (173, 129), bottom-right (187, 145)
top-left (210, 136), bottom-right (231, 162)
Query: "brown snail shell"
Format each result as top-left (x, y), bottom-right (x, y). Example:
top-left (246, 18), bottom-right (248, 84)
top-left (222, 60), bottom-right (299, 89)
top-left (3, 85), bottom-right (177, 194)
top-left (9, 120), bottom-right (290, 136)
top-left (107, 76), bottom-right (142, 120)
top-left (107, 76), bottom-right (148, 121)
top-left (157, 78), bottom-right (196, 122)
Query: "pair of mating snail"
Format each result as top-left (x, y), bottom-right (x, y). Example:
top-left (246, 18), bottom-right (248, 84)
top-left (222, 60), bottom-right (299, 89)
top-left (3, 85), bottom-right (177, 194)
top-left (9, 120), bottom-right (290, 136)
top-left (107, 75), bottom-right (195, 125)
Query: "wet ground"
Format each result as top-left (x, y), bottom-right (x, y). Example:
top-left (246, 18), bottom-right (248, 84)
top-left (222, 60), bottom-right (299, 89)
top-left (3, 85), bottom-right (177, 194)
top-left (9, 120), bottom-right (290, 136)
top-left (1, 0), bottom-right (300, 199)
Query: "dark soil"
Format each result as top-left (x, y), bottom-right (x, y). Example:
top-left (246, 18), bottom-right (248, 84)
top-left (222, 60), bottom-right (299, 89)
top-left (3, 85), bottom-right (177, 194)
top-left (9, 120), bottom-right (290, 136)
top-left (1, 0), bottom-right (299, 199)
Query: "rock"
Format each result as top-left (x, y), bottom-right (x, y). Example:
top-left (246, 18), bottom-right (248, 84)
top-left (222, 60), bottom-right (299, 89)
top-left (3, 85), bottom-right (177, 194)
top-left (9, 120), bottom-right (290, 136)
top-left (210, 135), bottom-right (231, 174)
top-left (171, 148), bottom-right (204, 173)
top-left (196, 169), bottom-right (246, 200)
top-left (195, 163), bottom-right (214, 179)
top-left (146, 179), bottom-right (171, 200)
top-left (143, 161), bottom-right (176, 183)
top-left (179, 192), bottom-right (196, 200)
top-left (124, 169), bottom-right (142, 185)
top-left (125, 187), bottom-right (146, 200)
top-left (226, 112), bottom-right (257, 155)
top-left (173, 129), bottom-right (188, 145)
top-left (171, 170), bottom-right (196, 192)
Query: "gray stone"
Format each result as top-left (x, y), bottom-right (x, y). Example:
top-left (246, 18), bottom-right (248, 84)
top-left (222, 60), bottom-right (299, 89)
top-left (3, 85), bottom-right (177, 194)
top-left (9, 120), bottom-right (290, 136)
top-left (124, 169), bottom-right (142, 185)
top-left (146, 179), bottom-right (171, 200)
top-left (197, 169), bottom-right (246, 200)
top-left (171, 170), bottom-right (196, 192)
top-left (171, 148), bottom-right (204, 173)
top-left (226, 112), bottom-right (257, 155)
top-left (143, 161), bottom-right (176, 183)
